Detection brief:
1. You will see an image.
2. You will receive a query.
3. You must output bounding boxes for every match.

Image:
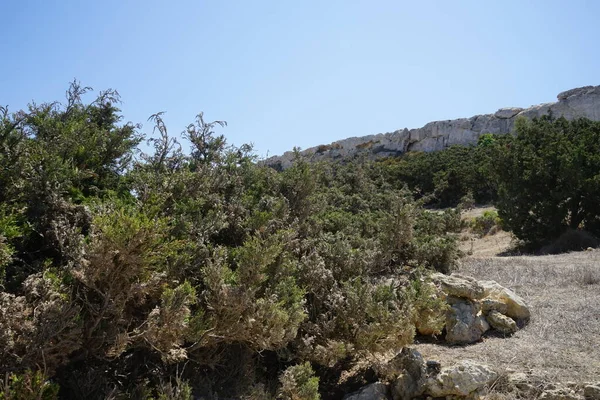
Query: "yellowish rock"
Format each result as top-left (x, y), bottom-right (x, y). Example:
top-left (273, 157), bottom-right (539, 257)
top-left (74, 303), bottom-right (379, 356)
top-left (480, 280), bottom-right (530, 320)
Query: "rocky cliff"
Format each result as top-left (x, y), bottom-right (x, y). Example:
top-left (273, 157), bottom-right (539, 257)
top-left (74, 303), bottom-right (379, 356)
top-left (266, 85), bottom-right (600, 169)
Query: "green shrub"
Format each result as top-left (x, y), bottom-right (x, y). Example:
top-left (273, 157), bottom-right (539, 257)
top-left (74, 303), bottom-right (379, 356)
top-left (0, 370), bottom-right (59, 400)
top-left (470, 210), bottom-right (501, 237)
top-left (491, 116), bottom-right (600, 246)
top-left (279, 363), bottom-right (320, 400)
top-left (156, 378), bottom-right (194, 400)
top-left (408, 271), bottom-right (448, 336)
top-left (378, 143), bottom-right (497, 207)
top-left (0, 83), bottom-right (464, 399)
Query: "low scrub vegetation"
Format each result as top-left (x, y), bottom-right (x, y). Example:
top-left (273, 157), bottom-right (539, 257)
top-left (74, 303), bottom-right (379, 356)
top-left (0, 83), bottom-right (457, 399)
top-left (378, 141), bottom-right (497, 207)
top-left (2, 83), bottom-right (599, 398)
top-left (379, 116), bottom-right (600, 250)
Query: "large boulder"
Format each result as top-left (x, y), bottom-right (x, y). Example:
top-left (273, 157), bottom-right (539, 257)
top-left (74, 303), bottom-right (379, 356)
top-left (424, 361), bottom-right (498, 398)
top-left (486, 310), bottom-right (518, 334)
top-left (445, 297), bottom-right (489, 344)
top-left (431, 273), bottom-right (485, 300)
top-left (383, 348), bottom-right (426, 400)
top-left (424, 275), bottom-right (529, 341)
top-left (480, 280), bottom-right (531, 320)
top-left (343, 382), bottom-right (390, 400)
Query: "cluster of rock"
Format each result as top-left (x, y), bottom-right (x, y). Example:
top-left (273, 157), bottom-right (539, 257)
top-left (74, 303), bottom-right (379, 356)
top-left (341, 273), bottom-right (600, 399)
top-left (427, 273), bottom-right (530, 344)
top-left (344, 348), bottom-right (497, 399)
top-left (266, 85), bottom-right (600, 169)
top-left (344, 351), bottom-right (600, 400)
top-left (339, 273), bottom-right (600, 399)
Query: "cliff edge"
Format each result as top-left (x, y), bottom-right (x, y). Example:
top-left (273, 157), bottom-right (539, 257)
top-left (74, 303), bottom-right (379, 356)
top-left (265, 85), bottom-right (600, 169)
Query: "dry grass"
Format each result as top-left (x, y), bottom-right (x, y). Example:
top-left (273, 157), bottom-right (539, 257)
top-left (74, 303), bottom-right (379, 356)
top-left (414, 249), bottom-right (600, 385)
top-left (459, 206), bottom-right (515, 258)
top-left (459, 230), bottom-right (514, 258)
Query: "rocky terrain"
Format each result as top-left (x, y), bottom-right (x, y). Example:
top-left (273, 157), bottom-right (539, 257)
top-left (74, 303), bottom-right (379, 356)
top-left (266, 85), bottom-right (600, 169)
top-left (339, 213), bottom-right (600, 399)
top-left (426, 272), bottom-right (530, 345)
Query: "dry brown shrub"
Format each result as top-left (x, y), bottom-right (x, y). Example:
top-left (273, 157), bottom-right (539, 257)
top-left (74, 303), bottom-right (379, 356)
top-left (0, 273), bottom-right (82, 374)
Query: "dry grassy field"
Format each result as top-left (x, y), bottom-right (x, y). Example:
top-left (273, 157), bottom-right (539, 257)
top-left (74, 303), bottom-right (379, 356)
top-left (415, 212), bottom-right (600, 393)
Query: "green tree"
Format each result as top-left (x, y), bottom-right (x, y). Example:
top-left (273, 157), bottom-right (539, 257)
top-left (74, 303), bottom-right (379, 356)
top-left (379, 144), bottom-right (496, 207)
top-left (492, 116), bottom-right (600, 246)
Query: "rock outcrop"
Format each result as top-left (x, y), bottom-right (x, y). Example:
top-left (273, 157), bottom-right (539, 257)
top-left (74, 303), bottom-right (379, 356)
top-left (428, 273), bottom-right (530, 344)
top-left (266, 85), bottom-right (600, 169)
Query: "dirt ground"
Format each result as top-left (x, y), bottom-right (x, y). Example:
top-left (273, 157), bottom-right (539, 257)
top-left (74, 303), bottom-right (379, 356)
top-left (414, 208), bottom-right (600, 387)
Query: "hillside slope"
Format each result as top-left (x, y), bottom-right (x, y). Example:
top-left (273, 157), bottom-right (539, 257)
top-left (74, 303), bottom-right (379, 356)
top-left (266, 85), bottom-right (600, 169)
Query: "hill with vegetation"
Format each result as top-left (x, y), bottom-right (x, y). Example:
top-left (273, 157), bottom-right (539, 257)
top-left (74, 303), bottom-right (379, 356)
top-left (1, 82), bottom-right (599, 399)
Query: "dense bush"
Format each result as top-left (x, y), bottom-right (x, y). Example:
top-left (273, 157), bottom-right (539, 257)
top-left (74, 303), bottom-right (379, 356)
top-left (490, 116), bottom-right (600, 247)
top-left (0, 84), bottom-right (459, 399)
top-left (0, 370), bottom-right (60, 400)
top-left (376, 115), bottom-right (600, 250)
top-left (539, 229), bottom-right (600, 255)
top-left (5, 82), bottom-right (599, 397)
top-left (378, 142), bottom-right (497, 207)
top-left (279, 363), bottom-right (320, 400)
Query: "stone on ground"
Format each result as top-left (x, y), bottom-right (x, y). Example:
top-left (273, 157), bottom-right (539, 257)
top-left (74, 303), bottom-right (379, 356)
top-left (539, 387), bottom-right (584, 400)
top-left (486, 310), bottom-right (518, 334)
top-left (480, 280), bottom-right (531, 320)
top-left (507, 372), bottom-right (545, 396)
top-left (423, 360), bottom-right (498, 398)
top-left (378, 347), bottom-right (425, 400)
top-left (343, 382), bottom-right (389, 400)
top-left (445, 297), bottom-right (488, 344)
top-left (481, 298), bottom-right (509, 315)
top-left (431, 273), bottom-right (485, 300)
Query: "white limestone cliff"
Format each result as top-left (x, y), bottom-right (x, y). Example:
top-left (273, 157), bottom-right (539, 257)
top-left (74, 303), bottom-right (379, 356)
top-left (265, 85), bottom-right (600, 169)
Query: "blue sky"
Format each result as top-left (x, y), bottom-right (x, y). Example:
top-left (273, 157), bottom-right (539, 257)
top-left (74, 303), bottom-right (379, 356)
top-left (1, 0), bottom-right (599, 158)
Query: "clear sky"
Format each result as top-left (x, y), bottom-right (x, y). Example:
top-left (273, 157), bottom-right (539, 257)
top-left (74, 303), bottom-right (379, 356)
top-left (1, 0), bottom-right (599, 158)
